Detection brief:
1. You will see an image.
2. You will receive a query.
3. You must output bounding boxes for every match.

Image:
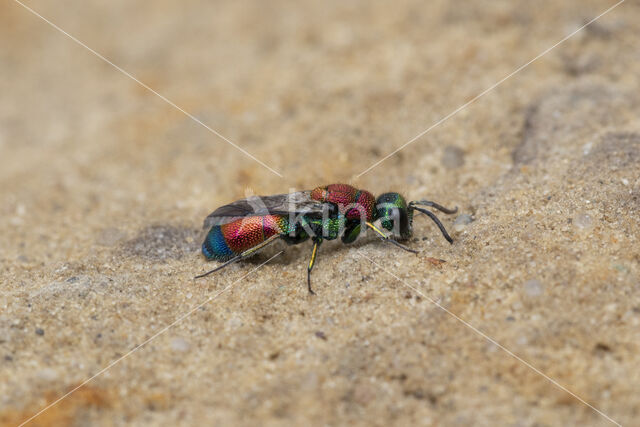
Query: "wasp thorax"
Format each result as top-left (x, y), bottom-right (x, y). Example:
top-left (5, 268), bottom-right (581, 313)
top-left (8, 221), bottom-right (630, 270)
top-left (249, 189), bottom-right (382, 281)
top-left (375, 192), bottom-right (412, 240)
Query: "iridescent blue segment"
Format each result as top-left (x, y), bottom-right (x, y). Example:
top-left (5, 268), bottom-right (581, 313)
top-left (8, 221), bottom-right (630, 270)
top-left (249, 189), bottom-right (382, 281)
top-left (202, 226), bottom-right (234, 260)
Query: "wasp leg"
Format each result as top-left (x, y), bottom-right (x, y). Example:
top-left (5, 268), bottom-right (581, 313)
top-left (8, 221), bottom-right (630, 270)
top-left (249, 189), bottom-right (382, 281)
top-left (194, 235), bottom-right (281, 279)
top-left (365, 222), bottom-right (418, 254)
top-left (307, 237), bottom-right (323, 295)
top-left (409, 200), bottom-right (458, 215)
top-left (410, 207), bottom-right (454, 244)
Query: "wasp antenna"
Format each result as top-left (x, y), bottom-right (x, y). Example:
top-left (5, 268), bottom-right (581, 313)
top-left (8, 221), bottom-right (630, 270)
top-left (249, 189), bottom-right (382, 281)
top-left (411, 206), bottom-right (454, 244)
top-left (194, 256), bottom-right (242, 279)
top-left (410, 200), bottom-right (458, 215)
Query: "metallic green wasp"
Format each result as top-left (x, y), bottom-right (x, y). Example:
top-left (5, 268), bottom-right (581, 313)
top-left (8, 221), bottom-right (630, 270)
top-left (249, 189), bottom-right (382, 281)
top-left (196, 184), bottom-right (457, 294)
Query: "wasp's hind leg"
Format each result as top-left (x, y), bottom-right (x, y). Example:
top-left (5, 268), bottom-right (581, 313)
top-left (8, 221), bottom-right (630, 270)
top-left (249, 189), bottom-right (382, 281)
top-left (306, 237), bottom-right (323, 295)
top-left (365, 222), bottom-right (418, 254)
top-left (195, 235), bottom-right (281, 279)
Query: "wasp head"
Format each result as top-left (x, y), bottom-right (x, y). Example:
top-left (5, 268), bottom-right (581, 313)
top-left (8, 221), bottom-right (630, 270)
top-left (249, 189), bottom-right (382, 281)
top-left (375, 192), bottom-right (413, 240)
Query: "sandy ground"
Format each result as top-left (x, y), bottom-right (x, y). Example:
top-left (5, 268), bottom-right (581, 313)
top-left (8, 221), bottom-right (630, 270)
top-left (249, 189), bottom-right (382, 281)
top-left (1, 0), bottom-right (639, 425)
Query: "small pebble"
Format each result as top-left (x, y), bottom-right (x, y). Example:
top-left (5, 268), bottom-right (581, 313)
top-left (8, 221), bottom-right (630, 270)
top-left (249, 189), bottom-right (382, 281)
top-left (523, 279), bottom-right (543, 297)
top-left (453, 214), bottom-right (473, 232)
top-left (441, 145), bottom-right (465, 169)
top-left (573, 212), bottom-right (593, 230)
top-left (170, 337), bottom-right (191, 352)
top-left (35, 328), bottom-right (45, 336)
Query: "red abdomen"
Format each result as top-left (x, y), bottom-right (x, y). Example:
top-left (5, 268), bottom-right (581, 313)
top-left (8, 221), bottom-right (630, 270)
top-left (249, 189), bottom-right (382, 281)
top-left (202, 215), bottom-right (288, 260)
top-left (221, 215), bottom-right (287, 252)
top-left (310, 183), bottom-right (376, 221)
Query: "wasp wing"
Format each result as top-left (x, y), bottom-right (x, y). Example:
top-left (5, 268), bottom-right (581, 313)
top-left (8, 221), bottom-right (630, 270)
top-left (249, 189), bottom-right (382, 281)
top-left (203, 191), bottom-right (327, 228)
